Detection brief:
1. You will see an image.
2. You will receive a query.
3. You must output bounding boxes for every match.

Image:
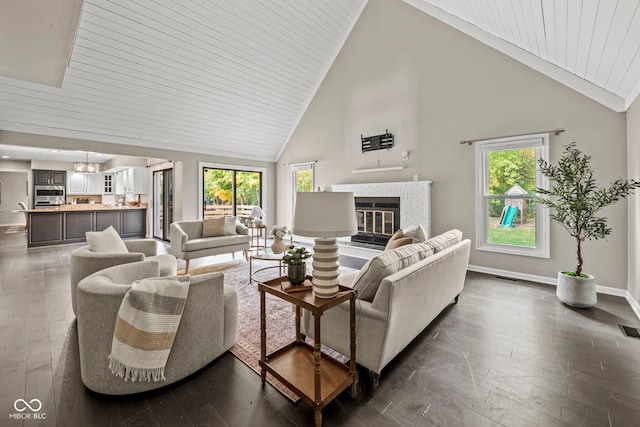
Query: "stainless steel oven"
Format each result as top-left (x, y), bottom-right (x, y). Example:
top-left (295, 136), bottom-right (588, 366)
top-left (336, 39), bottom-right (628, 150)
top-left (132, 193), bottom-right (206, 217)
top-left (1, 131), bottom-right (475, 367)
top-left (34, 185), bottom-right (65, 208)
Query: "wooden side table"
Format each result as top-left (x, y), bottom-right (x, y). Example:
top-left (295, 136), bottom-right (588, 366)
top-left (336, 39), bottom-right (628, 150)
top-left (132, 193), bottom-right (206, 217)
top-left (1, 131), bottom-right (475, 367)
top-left (248, 224), bottom-right (267, 251)
top-left (258, 276), bottom-right (357, 427)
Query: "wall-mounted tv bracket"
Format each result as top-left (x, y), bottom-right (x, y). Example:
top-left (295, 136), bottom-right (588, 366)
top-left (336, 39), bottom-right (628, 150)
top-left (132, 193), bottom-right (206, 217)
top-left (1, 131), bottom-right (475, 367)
top-left (361, 130), bottom-right (394, 153)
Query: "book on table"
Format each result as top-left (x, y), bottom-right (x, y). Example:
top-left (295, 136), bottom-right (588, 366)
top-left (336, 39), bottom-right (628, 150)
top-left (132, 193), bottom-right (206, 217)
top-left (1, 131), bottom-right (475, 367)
top-left (281, 279), bottom-right (313, 293)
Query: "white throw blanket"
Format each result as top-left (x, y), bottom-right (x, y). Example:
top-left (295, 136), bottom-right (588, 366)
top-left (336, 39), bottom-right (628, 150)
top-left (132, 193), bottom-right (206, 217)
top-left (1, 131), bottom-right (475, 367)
top-left (108, 275), bottom-right (190, 382)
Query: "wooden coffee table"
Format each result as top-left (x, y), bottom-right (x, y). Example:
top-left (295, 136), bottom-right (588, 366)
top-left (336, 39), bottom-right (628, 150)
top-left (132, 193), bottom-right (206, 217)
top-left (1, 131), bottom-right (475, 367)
top-left (258, 275), bottom-right (357, 427)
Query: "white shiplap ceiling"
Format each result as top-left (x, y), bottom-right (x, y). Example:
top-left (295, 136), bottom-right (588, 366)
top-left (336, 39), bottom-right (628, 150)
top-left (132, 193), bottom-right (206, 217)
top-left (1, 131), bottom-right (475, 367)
top-left (1, 0), bottom-right (640, 163)
top-left (407, 0), bottom-right (640, 111)
top-left (0, 0), bottom-right (367, 162)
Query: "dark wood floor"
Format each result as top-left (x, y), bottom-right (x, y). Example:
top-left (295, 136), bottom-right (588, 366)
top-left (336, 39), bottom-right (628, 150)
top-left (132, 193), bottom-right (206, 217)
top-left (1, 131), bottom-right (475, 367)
top-left (2, 226), bottom-right (640, 426)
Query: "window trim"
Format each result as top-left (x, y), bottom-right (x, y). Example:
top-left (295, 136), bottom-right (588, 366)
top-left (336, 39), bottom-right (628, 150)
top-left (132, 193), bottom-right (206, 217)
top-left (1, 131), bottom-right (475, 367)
top-left (475, 133), bottom-right (550, 258)
top-left (198, 162), bottom-right (267, 221)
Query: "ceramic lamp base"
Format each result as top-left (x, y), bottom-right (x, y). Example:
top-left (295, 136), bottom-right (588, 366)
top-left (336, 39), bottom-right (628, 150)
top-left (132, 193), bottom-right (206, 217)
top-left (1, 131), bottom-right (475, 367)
top-left (311, 237), bottom-right (340, 299)
top-left (253, 218), bottom-right (263, 227)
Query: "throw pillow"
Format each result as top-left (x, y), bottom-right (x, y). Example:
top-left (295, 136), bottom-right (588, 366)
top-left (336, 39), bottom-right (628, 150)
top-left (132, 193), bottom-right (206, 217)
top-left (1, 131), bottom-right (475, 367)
top-left (403, 223), bottom-right (428, 243)
top-left (386, 236), bottom-right (414, 250)
top-left (86, 226), bottom-right (128, 253)
top-left (425, 229), bottom-right (463, 253)
top-left (352, 244), bottom-right (431, 302)
top-left (224, 216), bottom-right (238, 235)
top-left (202, 217), bottom-right (226, 237)
top-left (384, 229), bottom-right (407, 250)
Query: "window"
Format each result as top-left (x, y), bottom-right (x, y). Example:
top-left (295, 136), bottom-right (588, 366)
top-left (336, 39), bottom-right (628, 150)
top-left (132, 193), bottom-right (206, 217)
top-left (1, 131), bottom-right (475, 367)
top-left (475, 133), bottom-right (549, 258)
top-left (291, 162), bottom-right (314, 214)
top-left (201, 166), bottom-right (262, 222)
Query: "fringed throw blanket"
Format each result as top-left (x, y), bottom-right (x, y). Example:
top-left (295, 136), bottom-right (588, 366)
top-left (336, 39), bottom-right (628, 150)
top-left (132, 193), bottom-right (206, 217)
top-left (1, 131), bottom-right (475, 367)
top-left (108, 275), bottom-right (190, 382)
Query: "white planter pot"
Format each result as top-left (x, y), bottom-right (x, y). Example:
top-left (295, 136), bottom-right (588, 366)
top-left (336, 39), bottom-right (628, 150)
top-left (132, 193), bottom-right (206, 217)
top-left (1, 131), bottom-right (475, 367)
top-left (556, 272), bottom-right (597, 308)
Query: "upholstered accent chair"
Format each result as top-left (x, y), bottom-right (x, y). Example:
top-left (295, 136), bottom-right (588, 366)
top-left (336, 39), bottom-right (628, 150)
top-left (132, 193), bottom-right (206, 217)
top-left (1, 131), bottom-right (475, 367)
top-left (76, 259), bottom-right (238, 395)
top-left (70, 239), bottom-right (177, 315)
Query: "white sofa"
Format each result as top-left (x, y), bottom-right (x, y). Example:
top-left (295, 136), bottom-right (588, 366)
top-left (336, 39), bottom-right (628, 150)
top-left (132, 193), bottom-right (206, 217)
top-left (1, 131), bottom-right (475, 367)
top-left (301, 229), bottom-right (471, 387)
top-left (170, 219), bottom-right (250, 273)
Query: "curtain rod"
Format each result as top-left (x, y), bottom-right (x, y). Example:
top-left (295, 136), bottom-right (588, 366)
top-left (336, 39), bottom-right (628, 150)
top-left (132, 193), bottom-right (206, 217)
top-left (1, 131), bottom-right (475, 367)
top-left (281, 160), bottom-right (317, 167)
top-left (460, 128), bottom-right (565, 145)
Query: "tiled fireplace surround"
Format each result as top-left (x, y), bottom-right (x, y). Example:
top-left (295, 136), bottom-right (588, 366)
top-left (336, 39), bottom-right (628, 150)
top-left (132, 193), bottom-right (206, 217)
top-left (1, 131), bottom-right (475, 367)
top-left (330, 181), bottom-right (432, 258)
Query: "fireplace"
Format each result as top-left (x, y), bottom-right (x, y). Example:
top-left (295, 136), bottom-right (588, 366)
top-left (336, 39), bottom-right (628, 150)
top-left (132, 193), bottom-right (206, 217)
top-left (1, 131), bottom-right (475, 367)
top-left (352, 197), bottom-right (400, 246)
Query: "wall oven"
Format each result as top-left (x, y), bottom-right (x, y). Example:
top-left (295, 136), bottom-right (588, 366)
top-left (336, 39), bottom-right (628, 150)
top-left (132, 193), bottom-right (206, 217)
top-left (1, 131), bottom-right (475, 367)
top-left (34, 185), bottom-right (65, 208)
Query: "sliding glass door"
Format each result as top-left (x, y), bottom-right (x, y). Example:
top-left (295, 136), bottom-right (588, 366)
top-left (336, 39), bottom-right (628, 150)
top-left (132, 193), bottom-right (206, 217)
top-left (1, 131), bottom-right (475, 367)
top-left (153, 168), bottom-right (173, 241)
top-left (203, 167), bottom-right (262, 222)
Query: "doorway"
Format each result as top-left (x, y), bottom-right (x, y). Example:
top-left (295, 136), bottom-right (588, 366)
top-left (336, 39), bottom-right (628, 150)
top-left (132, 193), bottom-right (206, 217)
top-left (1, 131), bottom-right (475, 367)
top-left (153, 168), bottom-right (173, 241)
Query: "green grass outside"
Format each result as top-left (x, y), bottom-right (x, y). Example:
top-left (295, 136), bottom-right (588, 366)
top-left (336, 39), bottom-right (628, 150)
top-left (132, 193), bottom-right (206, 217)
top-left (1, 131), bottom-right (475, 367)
top-left (488, 226), bottom-right (536, 247)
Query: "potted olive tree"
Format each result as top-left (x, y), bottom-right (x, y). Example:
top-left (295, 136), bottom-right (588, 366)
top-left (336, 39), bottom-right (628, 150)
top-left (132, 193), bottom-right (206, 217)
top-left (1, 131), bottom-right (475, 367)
top-left (537, 142), bottom-right (640, 307)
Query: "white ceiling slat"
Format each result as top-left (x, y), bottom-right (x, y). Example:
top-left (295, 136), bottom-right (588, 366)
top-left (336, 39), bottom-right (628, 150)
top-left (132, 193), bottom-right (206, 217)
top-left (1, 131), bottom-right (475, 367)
top-left (574, 0), bottom-right (599, 79)
top-left (596, 0), bottom-right (640, 89)
top-left (541, 0), bottom-right (557, 65)
top-left (517, 0), bottom-right (540, 56)
top-left (564, 1), bottom-right (581, 74)
top-left (510, 0), bottom-right (532, 53)
top-left (584, 0), bottom-right (618, 83)
top-left (529, 0), bottom-right (548, 62)
top-left (554, 0), bottom-right (568, 70)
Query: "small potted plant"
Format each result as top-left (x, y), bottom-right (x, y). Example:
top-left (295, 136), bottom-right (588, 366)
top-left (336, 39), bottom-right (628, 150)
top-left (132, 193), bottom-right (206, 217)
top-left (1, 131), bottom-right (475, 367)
top-left (537, 142), bottom-right (640, 307)
top-left (269, 225), bottom-right (290, 254)
top-left (283, 245), bottom-right (312, 285)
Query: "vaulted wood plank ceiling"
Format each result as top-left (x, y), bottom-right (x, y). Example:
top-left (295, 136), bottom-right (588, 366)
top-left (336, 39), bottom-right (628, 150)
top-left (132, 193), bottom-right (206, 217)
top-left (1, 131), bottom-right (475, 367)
top-left (1, 0), bottom-right (639, 163)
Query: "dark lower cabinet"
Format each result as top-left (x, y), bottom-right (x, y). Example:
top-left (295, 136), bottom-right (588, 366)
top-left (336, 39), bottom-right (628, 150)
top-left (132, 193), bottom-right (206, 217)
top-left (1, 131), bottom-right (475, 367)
top-left (122, 209), bottom-right (146, 237)
top-left (28, 209), bottom-right (146, 247)
top-left (65, 212), bottom-right (94, 240)
top-left (95, 211), bottom-right (121, 233)
top-left (29, 213), bottom-right (63, 244)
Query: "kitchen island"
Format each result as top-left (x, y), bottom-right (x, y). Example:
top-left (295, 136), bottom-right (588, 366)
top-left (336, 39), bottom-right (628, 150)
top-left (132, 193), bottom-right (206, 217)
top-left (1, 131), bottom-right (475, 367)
top-left (27, 204), bottom-right (147, 247)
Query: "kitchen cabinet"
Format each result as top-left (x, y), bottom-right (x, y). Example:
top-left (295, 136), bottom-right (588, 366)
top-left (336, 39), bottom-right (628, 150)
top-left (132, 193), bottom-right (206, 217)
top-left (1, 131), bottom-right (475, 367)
top-left (67, 172), bottom-right (103, 195)
top-left (34, 170), bottom-right (66, 186)
top-left (27, 207), bottom-right (147, 247)
top-left (115, 167), bottom-right (148, 194)
top-left (103, 174), bottom-right (113, 194)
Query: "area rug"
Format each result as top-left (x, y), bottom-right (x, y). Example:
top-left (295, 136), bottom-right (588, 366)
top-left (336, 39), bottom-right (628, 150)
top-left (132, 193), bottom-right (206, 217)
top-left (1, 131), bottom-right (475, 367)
top-left (180, 259), bottom-right (354, 403)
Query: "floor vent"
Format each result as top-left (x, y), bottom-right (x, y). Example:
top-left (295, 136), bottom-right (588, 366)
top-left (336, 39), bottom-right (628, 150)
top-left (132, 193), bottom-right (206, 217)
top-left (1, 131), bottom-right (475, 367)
top-left (619, 325), bottom-right (640, 339)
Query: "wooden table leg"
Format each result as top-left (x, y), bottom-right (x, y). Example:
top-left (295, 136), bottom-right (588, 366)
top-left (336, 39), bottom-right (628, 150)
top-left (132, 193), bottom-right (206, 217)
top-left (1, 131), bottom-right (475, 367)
top-left (314, 409), bottom-right (322, 427)
top-left (349, 295), bottom-right (358, 399)
top-left (295, 306), bottom-right (301, 343)
top-left (314, 314), bottom-right (322, 405)
top-left (260, 289), bottom-right (266, 383)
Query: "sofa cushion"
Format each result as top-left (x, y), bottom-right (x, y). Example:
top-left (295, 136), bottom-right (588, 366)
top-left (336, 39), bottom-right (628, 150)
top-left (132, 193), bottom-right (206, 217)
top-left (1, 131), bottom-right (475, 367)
top-left (403, 223), bottom-right (428, 243)
top-left (425, 229), bottom-right (463, 253)
top-left (202, 217), bottom-right (226, 238)
top-left (183, 234), bottom-right (250, 252)
top-left (86, 226), bottom-right (129, 253)
top-left (352, 243), bottom-right (434, 302)
top-left (224, 216), bottom-right (238, 235)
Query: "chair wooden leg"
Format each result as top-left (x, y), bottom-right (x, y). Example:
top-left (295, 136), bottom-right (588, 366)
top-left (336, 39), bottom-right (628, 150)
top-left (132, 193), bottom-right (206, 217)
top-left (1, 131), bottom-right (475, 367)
top-left (185, 259), bottom-right (190, 274)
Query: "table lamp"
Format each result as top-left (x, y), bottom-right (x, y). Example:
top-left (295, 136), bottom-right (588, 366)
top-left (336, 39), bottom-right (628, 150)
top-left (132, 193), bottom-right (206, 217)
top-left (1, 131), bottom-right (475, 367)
top-left (292, 192), bottom-right (358, 298)
top-left (250, 206), bottom-right (265, 226)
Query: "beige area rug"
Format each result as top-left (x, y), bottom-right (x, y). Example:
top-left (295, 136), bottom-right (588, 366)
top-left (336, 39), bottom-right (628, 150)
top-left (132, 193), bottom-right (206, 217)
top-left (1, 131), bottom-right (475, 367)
top-left (179, 259), bottom-right (354, 403)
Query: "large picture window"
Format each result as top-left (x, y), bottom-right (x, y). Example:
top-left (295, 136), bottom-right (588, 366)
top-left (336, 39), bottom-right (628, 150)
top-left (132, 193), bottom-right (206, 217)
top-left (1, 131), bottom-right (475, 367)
top-left (475, 134), bottom-right (549, 258)
top-left (202, 166), bottom-right (262, 222)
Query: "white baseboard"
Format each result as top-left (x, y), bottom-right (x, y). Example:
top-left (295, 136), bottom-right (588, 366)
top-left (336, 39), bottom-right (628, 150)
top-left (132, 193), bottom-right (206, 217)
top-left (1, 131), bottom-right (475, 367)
top-left (468, 264), bottom-right (639, 320)
top-left (626, 293), bottom-right (640, 320)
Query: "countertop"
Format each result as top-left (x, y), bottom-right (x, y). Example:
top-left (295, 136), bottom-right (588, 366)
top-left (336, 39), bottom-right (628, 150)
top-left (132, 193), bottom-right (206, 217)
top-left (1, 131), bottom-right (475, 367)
top-left (29, 204), bottom-right (147, 213)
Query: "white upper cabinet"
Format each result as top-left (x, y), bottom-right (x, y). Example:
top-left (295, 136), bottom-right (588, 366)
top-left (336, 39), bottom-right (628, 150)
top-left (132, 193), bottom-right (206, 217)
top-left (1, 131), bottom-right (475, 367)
top-left (68, 172), bottom-right (108, 195)
top-left (114, 167), bottom-right (148, 194)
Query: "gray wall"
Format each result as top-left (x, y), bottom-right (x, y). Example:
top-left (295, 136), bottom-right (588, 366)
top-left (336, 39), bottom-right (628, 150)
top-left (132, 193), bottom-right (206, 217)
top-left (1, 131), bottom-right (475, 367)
top-left (0, 131), bottom-right (276, 225)
top-left (628, 97), bottom-right (640, 301)
top-left (276, 0), bottom-right (630, 289)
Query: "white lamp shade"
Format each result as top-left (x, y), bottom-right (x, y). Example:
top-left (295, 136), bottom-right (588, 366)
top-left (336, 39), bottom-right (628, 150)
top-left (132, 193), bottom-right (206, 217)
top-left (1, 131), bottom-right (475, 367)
top-left (250, 206), bottom-right (265, 217)
top-left (292, 192), bottom-right (358, 238)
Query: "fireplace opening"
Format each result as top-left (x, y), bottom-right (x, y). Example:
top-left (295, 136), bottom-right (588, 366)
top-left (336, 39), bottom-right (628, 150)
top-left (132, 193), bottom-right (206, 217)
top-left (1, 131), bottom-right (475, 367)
top-left (352, 197), bottom-right (400, 247)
